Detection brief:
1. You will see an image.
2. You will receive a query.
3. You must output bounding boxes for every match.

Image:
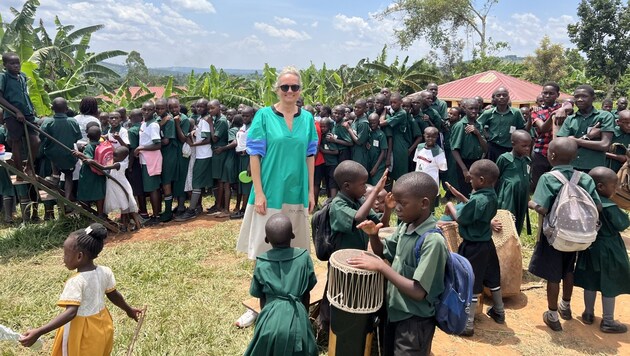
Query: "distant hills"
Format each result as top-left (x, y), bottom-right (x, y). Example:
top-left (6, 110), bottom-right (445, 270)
top-left (101, 62), bottom-right (259, 77)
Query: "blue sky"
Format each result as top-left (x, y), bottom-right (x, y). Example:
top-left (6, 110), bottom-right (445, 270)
top-left (2, 0), bottom-right (581, 70)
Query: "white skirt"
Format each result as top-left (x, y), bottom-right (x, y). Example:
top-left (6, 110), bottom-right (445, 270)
top-left (236, 203), bottom-right (310, 260)
top-left (104, 174), bottom-right (138, 213)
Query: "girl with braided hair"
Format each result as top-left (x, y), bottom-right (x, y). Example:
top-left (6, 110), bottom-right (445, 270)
top-left (19, 223), bottom-right (142, 354)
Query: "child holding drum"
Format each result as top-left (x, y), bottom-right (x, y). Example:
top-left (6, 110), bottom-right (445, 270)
top-left (349, 171), bottom-right (449, 355)
top-left (244, 213), bottom-right (318, 356)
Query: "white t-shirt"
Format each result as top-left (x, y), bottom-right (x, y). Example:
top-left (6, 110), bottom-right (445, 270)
top-left (73, 114), bottom-right (100, 143)
top-left (107, 126), bottom-right (129, 148)
top-left (413, 143), bottom-right (447, 194)
top-left (139, 120), bottom-right (161, 165)
top-left (235, 124), bottom-right (249, 153)
top-left (57, 266), bottom-right (116, 317)
top-left (195, 118), bottom-right (213, 159)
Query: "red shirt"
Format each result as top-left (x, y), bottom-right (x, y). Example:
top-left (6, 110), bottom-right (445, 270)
top-left (532, 103), bottom-right (561, 157)
top-left (315, 121), bottom-right (325, 166)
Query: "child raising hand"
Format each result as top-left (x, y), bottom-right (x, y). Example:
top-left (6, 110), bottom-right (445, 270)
top-left (19, 223), bottom-right (142, 353)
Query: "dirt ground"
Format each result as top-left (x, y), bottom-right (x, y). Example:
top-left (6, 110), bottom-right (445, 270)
top-left (107, 219), bottom-right (630, 355)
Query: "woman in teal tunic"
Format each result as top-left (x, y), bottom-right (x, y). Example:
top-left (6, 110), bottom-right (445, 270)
top-left (244, 214), bottom-right (317, 356)
top-left (495, 130), bottom-right (532, 235)
top-left (236, 66), bottom-right (317, 328)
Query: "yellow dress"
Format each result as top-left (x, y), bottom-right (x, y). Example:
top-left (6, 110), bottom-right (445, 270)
top-left (51, 266), bottom-right (116, 356)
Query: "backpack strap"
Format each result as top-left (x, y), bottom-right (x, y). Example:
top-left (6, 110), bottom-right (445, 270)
top-left (569, 170), bottom-right (582, 185)
top-left (414, 228), bottom-right (443, 263)
top-left (548, 170), bottom-right (569, 185)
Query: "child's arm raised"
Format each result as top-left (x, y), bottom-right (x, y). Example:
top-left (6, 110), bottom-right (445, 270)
top-left (348, 253), bottom-right (427, 301)
top-left (19, 305), bottom-right (79, 347)
top-left (444, 182), bottom-right (468, 203)
top-left (355, 170), bottom-right (388, 222)
top-left (106, 290), bottom-right (142, 321)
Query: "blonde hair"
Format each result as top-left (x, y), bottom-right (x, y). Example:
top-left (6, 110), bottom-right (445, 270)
top-left (275, 66), bottom-right (301, 89)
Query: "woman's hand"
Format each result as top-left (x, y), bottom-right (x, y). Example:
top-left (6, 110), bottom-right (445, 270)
top-left (254, 192), bottom-right (267, 215)
top-left (308, 192), bottom-right (316, 214)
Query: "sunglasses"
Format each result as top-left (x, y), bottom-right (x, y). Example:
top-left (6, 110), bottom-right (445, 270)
top-left (279, 84), bottom-right (301, 92)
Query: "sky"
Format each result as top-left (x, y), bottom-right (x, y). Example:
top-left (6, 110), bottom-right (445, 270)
top-left (1, 0), bottom-right (582, 70)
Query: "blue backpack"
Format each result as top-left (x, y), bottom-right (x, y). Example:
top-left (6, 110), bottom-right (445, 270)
top-left (414, 228), bottom-right (474, 335)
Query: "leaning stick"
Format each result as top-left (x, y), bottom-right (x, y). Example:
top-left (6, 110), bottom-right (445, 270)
top-left (126, 305), bottom-right (147, 356)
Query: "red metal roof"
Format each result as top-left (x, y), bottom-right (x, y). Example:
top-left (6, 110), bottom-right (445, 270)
top-left (128, 86), bottom-right (183, 99)
top-left (433, 70), bottom-right (572, 103)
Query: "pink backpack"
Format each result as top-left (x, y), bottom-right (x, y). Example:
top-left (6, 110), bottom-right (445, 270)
top-left (90, 141), bottom-right (114, 175)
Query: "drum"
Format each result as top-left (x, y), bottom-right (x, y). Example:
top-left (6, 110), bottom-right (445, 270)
top-left (484, 209), bottom-right (523, 298)
top-left (436, 221), bottom-right (461, 252)
top-left (328, 249), bottom-right (384, 356)
top-left (377, 226), bottom-right (397, 240)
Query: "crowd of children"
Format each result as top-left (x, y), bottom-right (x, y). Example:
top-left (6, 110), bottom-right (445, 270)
top-left (3, 50), bottom-right (630, 354)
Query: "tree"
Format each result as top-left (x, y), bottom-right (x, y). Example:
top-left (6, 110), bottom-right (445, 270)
top-left (567, 0), bottom-right (630, 97)
top-left (125, 50), bottom-right (149, 86)
top-left (380, 0), bottom-right (503, 58)
top-left (522, 36), bottom-right (567, 85)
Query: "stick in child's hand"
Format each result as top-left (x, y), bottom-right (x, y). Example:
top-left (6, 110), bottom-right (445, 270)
top-left (126, 305), bottom-right (147, 356)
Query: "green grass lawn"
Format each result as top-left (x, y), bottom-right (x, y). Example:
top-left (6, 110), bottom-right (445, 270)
top-left (0, 196), bottom-right (541, 355)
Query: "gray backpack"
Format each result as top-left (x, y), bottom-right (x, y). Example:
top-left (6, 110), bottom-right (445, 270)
top-left (542, 170), bottom-right (599, 252)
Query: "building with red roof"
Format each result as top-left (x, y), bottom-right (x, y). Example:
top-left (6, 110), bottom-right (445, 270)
top-left (428, 70), bottom-right (572, 108)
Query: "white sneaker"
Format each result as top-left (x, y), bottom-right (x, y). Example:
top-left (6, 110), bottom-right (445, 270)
top-left (235, 309), bottom-right (258, 328)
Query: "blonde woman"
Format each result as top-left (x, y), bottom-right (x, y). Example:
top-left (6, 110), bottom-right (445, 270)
top-left (236, 66), bottom-right (317, 327)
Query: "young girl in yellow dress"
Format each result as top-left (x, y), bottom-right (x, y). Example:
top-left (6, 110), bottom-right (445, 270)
top-left (19, 223), bottom-right (142, 354)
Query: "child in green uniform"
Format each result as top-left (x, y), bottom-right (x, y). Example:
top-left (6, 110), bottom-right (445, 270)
top-left (349, 171), bottom-right (448, 355)
top-left (605, 110), bottom-right (630, 172)
top-left (382, 93), bottom-right (410, 181)
top-left (346, 99), bottom-right (370, 171)
top-left (602, 98), bottom-right (613, 112)
top-left (244, 213), bottom-right (317, 356)
top-left (318, 160), bottom-right (388, 332)
top-left (169, 98), bottom-right (193, 215)
top-left (556, 85), bottom-right (615, 172)
top-left (367, 113), bottom-right (387, 186)
top-left (612, 97), bottom-right (627, 119)
top-left (231, 106), bottom-right (253, 219)
top-left (528, 137), bottom-right (602, 332)
top-left (318, 118), bottom-right (339, 199)
top-left (125, 109), bottom-right (147, 218)
top-left (450, 98), bottom-right (487, 198)
top-left (416, 90), bottom-right (442, 134)
top-left (441, 106), bottom-right (461, 202)
top-left (477, 87), bottom-right (525, 161)
top-left (207, 99), bottom-right (230, 217)
top-left (75, 126), bottom-right (106, 216)
top-left (495, 130), bottom-right (532, 235)
top-left (0, 52), bottom-right (40, 176)
top-left (445, 159), bottom-right (505, 336)
top-left (154, 98), bottom-right (177, 222)
top-left (327, 105), bottom-right (353, 162)
top-left (223, 114), bottom-right (240, 208)
top-left (41, 97), bottom-right (82, 201)
top-left (135, 101), bottom-right (162, 226)
top-left (0, 120), bottom-right (15, 223)
top-left (574, 167), bottom-right (630, 333)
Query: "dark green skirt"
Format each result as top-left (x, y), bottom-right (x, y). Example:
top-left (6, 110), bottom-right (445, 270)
top-left (211, 151), bottom-right (226, 180)
top-left (141, 164), bottom-right (162, 193)
top-left (575, 234), bottom-right (630, 297)
top-left (193, 158), bottom-right (213, 189)
top-left (78, 165), bottom-right (106, 201)
top-left (161, 146), bottom-right (179, 184)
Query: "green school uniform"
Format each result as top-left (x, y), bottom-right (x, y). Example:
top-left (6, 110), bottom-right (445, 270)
top-left (382, 216), bottom-right (448, 321)
top-left (574, 197), bottom-right (630, 297)
top-left (160, 117), bottom-right (178, 184)
top-left (531, 165), bottom-right (601, 211)
top-left (223, 126), bottom-right (238, 184)
top-left (367, 128), bottom-right (388, 185)
top-left (322, 140), bottom-right (339, 167)
top-left (431, 98), bottom-right (448, 121)
top-left (351, 114), bottom-right (370, 170)
top-left (457, 187), bottom-right (497, 242)
top-left (40, 114), bottom-right (82, 170)
top-left (211, 115), bottom-right (229, 180)
top-left (332, 122), bottom-right (352, 156)
top-left (0, 126), bottom-right (15, 197)
top-left (330, 192), bottom-right (380, 251)
top-left (77, 141), bottom-right (106, 201)
top-left (386, 108), bottom-right (411, 180)
top-left (127, 122), bottom-right (141, 150)
top-left (556, 108), bottom-right (615, 170)
top-left (476, 107), bottom-right (525, 148)
top-left (0, 71), bottom-right (34, 118)
top-left (417, 107), bottom-right (442, 132)
top-left (496, 152), bottom-right (531, 235)
top-left (245, 247), bottom-right (318, 356)
top-left (606, 126), bottom-right (630, 172)
top-left (174, 114), bottom-right (191, 197)
top-left (449, 117), bottom-right (484, 160)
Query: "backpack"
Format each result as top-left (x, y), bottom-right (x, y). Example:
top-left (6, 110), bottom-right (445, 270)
top-left (311, 198), bottom-right (335, 261)
top-left (414, 228), bottom-right (474, 335)
top-left (90, 140), bottom-right (114, 175)
top-left (612, 162), bottom-right (630, 210)
top-left (542, 170), bottom-right (599, 252)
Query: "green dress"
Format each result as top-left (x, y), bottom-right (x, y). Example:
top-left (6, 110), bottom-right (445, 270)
top-left (211, 115), bottom-right (229, 180)
top-left (367, 128), bottom-right (388, 185)
top-left (174, 115), bottom-right (192, 197)
top-left (77, 141), bottom-right (106, 201)
top-left (386, 108), bottom-right (411, 180)
top-left (160, 118), bottom-right (179, 184)
top-left (496, 152), bottom-right (531, 235)
top-left (223, 126), bottom-right (238, 184)
top-left (351, 114), bottom-right (370, 170)
top-left (40, 114), bottom-right (82, 170)
top-left (244, 247), bottom-right (317, 356)
top-left (575, 198), bottom-right (630, 297)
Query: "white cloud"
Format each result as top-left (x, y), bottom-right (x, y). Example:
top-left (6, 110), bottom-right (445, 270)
top-left (274, 16), bottom-right (296, 26)
top-left (311, 21), bottom-right (319, 28)
top-left (170, 0), bottom-right (215, 13)
top-left (333, 14), bottom-right (370, 35)
top-left (254, 22), bottom-right (311, 41)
